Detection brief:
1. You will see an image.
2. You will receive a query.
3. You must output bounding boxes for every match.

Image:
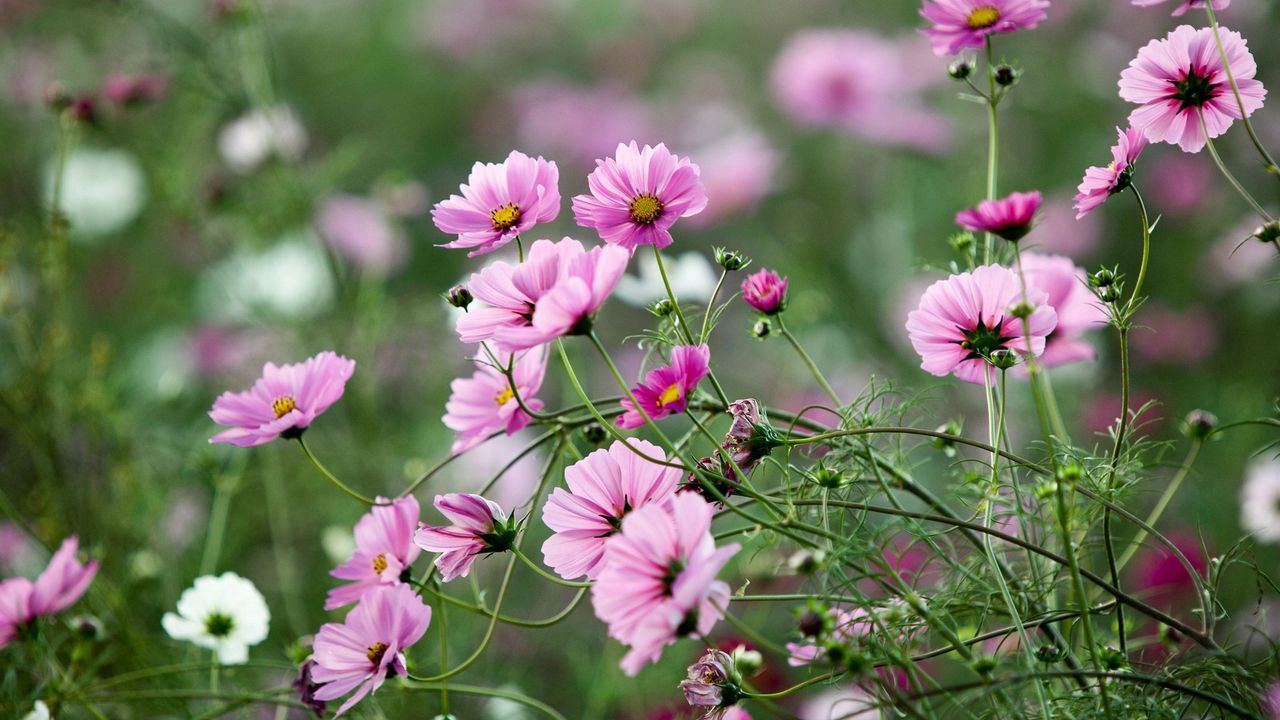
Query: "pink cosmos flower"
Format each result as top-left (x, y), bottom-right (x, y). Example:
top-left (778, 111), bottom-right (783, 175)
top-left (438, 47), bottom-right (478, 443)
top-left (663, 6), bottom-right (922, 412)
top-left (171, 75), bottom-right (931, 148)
top-left (1119, 25), bottom-right (1266, 153)
top-left (956, 191), bottom-right (1042, 242)
top-left (315, 195), bottom-right (409, 277)
top-left (442, 347), bottom-right (547, 455)
top-left (617, 344), bottom-right (711, 429)
top-left (684, 128), bottom-right (779, 228)
top-left (572, 141), bottom-right (708, 250)
top-left (509, 80), bottom-right (655, 170)
top-left (0, 537), bottom-right (98, 648)
top-left (905, 264), bottom-right (1058, 384)
top-left (431, 150), bottom-right (560, 256)
top-left (326, 496), bottom-right (422, 610)
top-left (1263, 681), bottom-right (1280, 719)
top-left (311, 584), bottom-right (432, 717)
top-left (1015, 253), bottom-right (1108, 371)
top-left (208, 351), bottom-right (356, 447)
top-left (1131, 0), bottom-right (1228, 17)
top-left (102, 73), bottom-right (168, 106)
top-left (413, 493), bottom-right (513, 581)
top-left (591, 492), bottom-right (740, 675)
top-left (920, 0), bottom-right (1050, 56)
top-left (456, 238), bottom-right (629, 351)
top-left (1074, 127), bottom-right (1148, 218)
top-left (769, 29), bottom-right (952, 154)
top-left (541, 439), bottom-right (680, 580)
top-left (740, 269), bottom-right (788, 315)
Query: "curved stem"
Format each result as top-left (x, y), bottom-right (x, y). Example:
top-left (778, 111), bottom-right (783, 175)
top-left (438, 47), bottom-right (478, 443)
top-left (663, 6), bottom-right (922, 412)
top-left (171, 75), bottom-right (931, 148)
top-left (399, 680), bottom-right (568, 720)
top-left (512, 546), bottom-right (591, 588)
top-left (1201, 113), bottom-right (1273, 222)
top-left (745, 671), bottom-right (838, 700)
top-left (1128, 186), bottom-right (1153, 307)
top-left (651, 244), bottom-right (697, 345)
top-left (1115, 439), bottom-right (1203, 572)
top-left (296, 436), bottom-right (377, 505)
top-left (418, 583), bottom-right (587, 628)
top-left (984, 39), bottom-right (1000, 265)
top-left (699, 269), bottom-right (728, 344)
top-left (1204, 3), bottom-right (1279, 178)
top-left (775, 314), bottom-right (841, 406)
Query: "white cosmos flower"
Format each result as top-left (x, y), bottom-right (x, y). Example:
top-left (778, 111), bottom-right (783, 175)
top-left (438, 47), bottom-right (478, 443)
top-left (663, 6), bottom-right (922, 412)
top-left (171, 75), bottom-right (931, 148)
top-left (614, 250), bottom-right (717, 308)
top-left (197, 231), bottom-right (334, 321)
top-left (1241, 458), bottom-right (1280, 544)
top-left (22, 700), bottom-right (50, 720)
top-left (218, 105), bottom-right (308, 173)
top-left (162, 572), bottom-right (270, 665)
top-left (45, 147), bottom-right (146, 241)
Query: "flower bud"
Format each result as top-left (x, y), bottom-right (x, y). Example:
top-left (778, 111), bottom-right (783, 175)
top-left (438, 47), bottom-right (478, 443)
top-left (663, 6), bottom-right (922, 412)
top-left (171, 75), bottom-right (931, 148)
top-left (1035, 644), bottom-right (1063, 663)
top-left (809, 465), bottom-right (844, 489)
top-left (751, 318), bottom-right (773, 339)
top-left (1056, 464), bottom-right (1083, 486)
top-left (948, 230), bottom-right (976, 256)
top-left (65, 95), bottom-right (97, 125)
top-left (582, 422), bottom-right (608, 445)
top-left (1009, 302), bottom-right (1034, 320)
top-left (444, 284), bottom-right (472, 310)
top-left (1252, 221), bottom-right (1280, 244)
top-left (787, 549), bottom-right (825, 575)
top-left (971, 655), bottom-right (998, 675)
top-left (932, 420), bottom-right (961, 458)
top-left (1090, 267), bottom-right (1117, 288)
top-left (741, 269), bottom-right (788, 315)
top-left (986, 348), bottom-right (1018, 370)
top-left (1098, 645), bottom-right (1127, 671)
top-left (648, 297), bottom-right (675, 317)
top-left (714, 247), bottom-right (751, 271)
top-left (948, 58), bottom-right (973, 80)
top-left (731, 645), bottom-right (764, 676)
top-left (1180, 409), bottom-right (1217, 440)
top-left (994, 64), bottom-right (1020, 87)
top-left (68, 615), bottom-right (103, 640)
top-left (797, 609), bottom-right (825, 638)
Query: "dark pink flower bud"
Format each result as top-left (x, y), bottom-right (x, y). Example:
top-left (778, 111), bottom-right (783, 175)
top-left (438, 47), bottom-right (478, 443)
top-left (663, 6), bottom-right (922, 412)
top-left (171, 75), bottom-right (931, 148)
top-left (740, 269), bottom-right (787, 315)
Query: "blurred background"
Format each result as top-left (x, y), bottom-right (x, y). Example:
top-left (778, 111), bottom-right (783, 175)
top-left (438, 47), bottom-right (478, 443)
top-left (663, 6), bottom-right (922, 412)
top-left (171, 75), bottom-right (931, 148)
top-left (1, 0), bottom-right (1278, 717)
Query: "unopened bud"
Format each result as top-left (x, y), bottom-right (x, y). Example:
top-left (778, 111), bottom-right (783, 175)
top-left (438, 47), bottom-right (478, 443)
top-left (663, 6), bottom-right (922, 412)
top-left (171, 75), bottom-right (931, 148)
top-left (648, 298), bottom-right (675, 317)
top-left (1035, 644), bottom-right (1063, 663)
top-left (714, 247), bottom-right (751, 272)
top-left (751, 318), bottom-right (772, 339)
top-left (582, 422), bottom-right (607, 445)
top-left (1180, 409), bottom-right (1217, 440)
top-left (949, 231), bottom-right (975, 255)
top-left (947, 59), bottom-right (973, 80)
top-left (810, 466), bottom-right (844, 489)
top-left (1091, 267), bottom-right (1117, 288)
top-left (797, 609), bottom-right (824, 638)
top-left (787, 549), bottom-right (825, 575)
top-left (1009, 302), bottom-right (1034, 320)
top-left (444, 284), bottom-right (472, 310)
top-left (1252, 221), bottom-right (1280, 244)
top-left (987, 348), bottom-right (1018, 370)
top-left (731, 646), bottom-right (764, 676)
top-left (994, 64), bottom-right (1020, 87)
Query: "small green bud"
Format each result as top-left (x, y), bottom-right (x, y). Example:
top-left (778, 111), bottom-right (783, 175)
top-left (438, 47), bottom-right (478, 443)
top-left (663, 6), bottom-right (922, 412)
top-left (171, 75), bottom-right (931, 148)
top-left (1009, 302), bottom-right (1034, 320)
top-left (949, 230), bottom-right (976, 255)
top-left (986, 348), bottom-right (1018, 370)
top-left (714, 247), bottom-right (752, 271)
top-left (582, 422), bottom-right (608, 445)
top-left (994, 64), bottom-right (1019, 87)
top-left (1090, 267), bottom-right (1117, 288)
top-left (947, 59), bottom-right (973, 80)
top-left (1180, 409), bottom-right (1217, 440)
top-left (1034, 478), bottom-right (1059, 501)
top-left (1035, 644), bottom-right (1064, 663)
top-left (1252, 221), bottom-right (1280, 243)
top-left (971, 655), bottom-right (998, 675)
top-left (751, 318), bottom-right (773, 339)
top-left (648, 298), bottom-right (675, 317)
top-left (444, 284), bottom-right (473, 310)
top-left (810, 465), bottom-right (844, 489)
top-left (1056, 463), bottom-right (1083, 486)
top-left (1097, 645), bottom-right (1127, 671)
top-left (787, 549), bottom-right (826, 575)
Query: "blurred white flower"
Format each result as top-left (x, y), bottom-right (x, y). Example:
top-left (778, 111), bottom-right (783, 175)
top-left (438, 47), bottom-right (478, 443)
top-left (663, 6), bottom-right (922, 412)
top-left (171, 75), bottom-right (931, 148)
top-left (45, 147), bottom-right (146, 240)
top-left (21, 700), bottom-right (50, 720)
top-left (798, 686), bottom-right (880, 720)
top-left (321, 524), bottom-right (358, 565)
top-left (1241, 458), bottom-right (1280, 544)
top-left (198, 231), bottom-right (334, 321)
top-left (129, 329), bottom-right (196, 401)
top-left (614, 250), bottom-right (717, 308)
top-left (483, 684), bottom-right (533, 720)
top-left (218, 105), bottom-right (308, 173)
top-left (162, 572), bottom-right (270, 665)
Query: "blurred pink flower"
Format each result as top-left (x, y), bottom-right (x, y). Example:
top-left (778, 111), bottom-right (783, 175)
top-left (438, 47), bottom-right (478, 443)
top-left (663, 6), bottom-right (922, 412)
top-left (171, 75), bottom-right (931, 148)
top-left (1204, 216), bottom-right (1279, 290)
top-left (770, 29), bottom-right (951, 153)
top-left (432, 150), bottom-right (560, 257)
top-left (956, 191), bottom-right (1042, 242)
top-left (1119, 25), bottom-right (1266, 153)
top-left (617, 344), bottom-right (711, 429)
top-left (326, 496), bottom-right (422, 610)
top-left (311, 585), bottom-right (431, 717)
top-left (0, 536), bottom-right (98, 648)
top-left (315, 195), bottom-right (409, 277)
top-left (572, 141), bottom-right (708, 250)
top-left (1081, 388), bottom-right (1162, 437)
top-left (102, 73), bottom-right (168, 106)
top-left (592, 492), bottom-right (739, 675)
top-left (741, 269), bottom-right (788, 315)
top-left (510, 80), bottom-right (655, 169)
top-left (1131, 0), bottom-right (1228, 17)
top-left (1147, 152), bottom-right (1215, 215)
top-left (443, 347), bottom-right (547, 455)
top-left (0, 523), bottom-right (39, 576)
top-left (1263, 681), bottom-right (1280, 719)
top-left (542, 439), bottom-right (679, 580)
top-left (919, 0), bottom-right (1050, 56)
top-left (1129, 303), bottom-right (1218, 366)
top-left (1016, 253), bottom-right (1108, 371)
top-left (797, 687), bottom-right (880, 720)
top-left (1074, 127), bottom-right (1147, 218)
top-left (684, 129), bottom-right (779, 227)
top-left (414, 493), bottom-right (512, 581)
top-left (1129, 530), bottom-right (1208, 605)
top-left (906, 264), bottom-right (1057, 384)
top-left (208, 351), bottom-right (356, 447)
top-left (1028, 195), bottom-right (1101, 257)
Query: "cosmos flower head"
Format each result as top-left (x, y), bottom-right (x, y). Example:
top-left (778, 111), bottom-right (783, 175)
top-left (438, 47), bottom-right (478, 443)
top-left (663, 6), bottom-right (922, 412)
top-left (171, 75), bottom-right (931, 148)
top-left (1074, 127), bottom-right (1147, 218)
top-left (414, 493), bottom-right (515, 581)
top-left (326, 496), bottom-right (422, 610)
top-left (1119, 24), bottom-right (1266, 153)
top-left (162, 572), bottom-right (270, 665)
top-left (616, 344), bottom-right (711, 429)
top-left (208, 351), bottom-right (356, 447)
top-left (1013, 253), bottom-right (1107, 372)
top-left (443, 347), bottom-right (547, 455)
top-left (572, 141), bottom-right (708, 250)
top-left (919, 0), bottom-right (1050, 56)
top-left (740, 269), bottom-right (788, 315)
top-left (432, 150), bottom-right (561, 256)
top-left (955, 190), bottom-right (1042, 242)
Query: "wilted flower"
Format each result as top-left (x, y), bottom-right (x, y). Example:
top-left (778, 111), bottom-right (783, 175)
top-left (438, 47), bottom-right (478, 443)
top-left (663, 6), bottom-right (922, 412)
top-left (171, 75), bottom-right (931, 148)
top-left (722, 399), bottom-right (782, 475)
top-left (955, 191), bottom-right (1042, 242)
top-left (617, 344), bottom-right (711, 429)
top-left (414, 494), bottom-right (515, 581)
top-left (1119, 25), bottom-right (1266, 153)
top-left (208, 351), bottom-right (356, 446)
top-left (572, 141), bottom-right (708, 250)
top-left (1074, 127), bottom-right (1147, 218)
top-left (293, 659), bottom-right (327, 717)
top-left (326, 496), bottom-right (422, 610)
top-left (162, 572), bottom-right (270, 664)
top-left (741, 269), bottom-right (788, 315)
top-left (680, 649), bottom-right (744, 717)
top-left (919, 0), bottom-right (1050, 56)
top-left (431, 150), bottom-right (561, 256)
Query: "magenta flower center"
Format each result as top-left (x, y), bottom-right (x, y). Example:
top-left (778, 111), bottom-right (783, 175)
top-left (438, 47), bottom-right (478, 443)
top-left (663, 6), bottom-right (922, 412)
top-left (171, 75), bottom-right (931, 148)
top-left (494, 386), bottom-right (515, 406)
top-left (272, 395), bottom-right (298, 419)
top-left (655, 383), bottom-right (682, 408)
top-left (372, 553), bottom-right (387, 574)
top-left (959, 320), bottom-right (1014, 360)
top-left (366, 641), bottom-right (388, 666)
top-left (490, 203), bottom-right (522, 231)
top-left (1172, 69), bottom-right (1219, 111)
top-left (965, 6), bottom-right (1000, 29)
top-left (628, 194), bottom-right (664, 225)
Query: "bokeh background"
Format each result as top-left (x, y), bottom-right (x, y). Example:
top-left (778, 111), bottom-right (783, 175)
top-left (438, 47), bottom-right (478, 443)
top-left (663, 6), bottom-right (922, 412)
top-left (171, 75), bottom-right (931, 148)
top-left (2, 0), bottom-right (1279, 717)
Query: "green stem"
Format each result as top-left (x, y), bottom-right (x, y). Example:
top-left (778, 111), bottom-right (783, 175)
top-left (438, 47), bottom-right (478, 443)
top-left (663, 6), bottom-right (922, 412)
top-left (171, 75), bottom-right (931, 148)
top-left (512, 546), bottom-right (591, 588)
top-left (1128, 186), bottom-right (1152, 307)
top-left (775, 315), bottom-right (841, 406)
top-left (651, 244), bottom-right (696, 345)
top-left (744, 671), bottom-right (838, 700)
top-left (398, 681), bottom-right (568, 720)
top-left (1204, 3), bottom-right (1279, 177)
top-left (199, 470), bottom-right (237, 576)
top-left (1115, 439), bottom-right (1203, 572)
top-left (295, 436), bottom-right (377, 505)
top-left (1054, 475), bottom-right (1114, 717)
top-left (984, 38), bottom-right (1000, 265)
top-left (699, 269), bottom-right (728, 344)
top-left (1201, 113), bottom-right (1273, 222)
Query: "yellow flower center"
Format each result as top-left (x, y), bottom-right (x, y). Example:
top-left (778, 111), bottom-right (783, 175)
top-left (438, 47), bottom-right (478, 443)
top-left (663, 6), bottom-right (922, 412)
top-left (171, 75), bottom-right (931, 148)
top-left (272, 395), bottom-right (298, 419)
top-left (490, 203), bottom-right (522, 231)
top-left (655, 383), bottom-right (682, 408)
top-left (372, 553), bottom-right (387, 574)
top-left (966, 6), bottom-right (1000, 28)
top-left (495, 386), bottom-right (515, 406)
top-left (628, 194), bottom-right (664, 225)
top-left (366, 641), bottom-right (388, 665)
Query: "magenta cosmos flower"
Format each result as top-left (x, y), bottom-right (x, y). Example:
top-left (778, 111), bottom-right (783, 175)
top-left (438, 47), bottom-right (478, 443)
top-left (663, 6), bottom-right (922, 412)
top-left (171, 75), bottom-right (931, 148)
top-left (456, 238), bottom-right (629, 352)
top-left (572, 141), bottom-right (708, 250)
top-left (1074, 127), bottom-right (1147, 218)
top-left (541, 439), bottom-right (679, 580)
top-left (919, 0), bottom-right (1050, 56)
top-left (905, 264), bottom-right (1057, 384)
top-left (209, 351), bottom-right (355, 446)
top-left (443, 347), bottom-right (547, 455)
top-left (1015, 253), bottom-right (1107, 372)
top-left (617, 344), bottom-right (711, 430)
top-left (0, 536), bottom-right (98, 648)
top-left (1132, 0), bottom-right (1228, 17)
top-left (326, 496), bottom-right (422, 610)
top-left (311, 584), bottom-right (432, 717)
top-left (592, 492), bottom-right (740, 676)
top-left (413, 493), bottom-right (514, 581)
top-left (955, 190), bottom-right (1042, 242)
top-left (431, 150), bottom-right (560, 256)
top-left (741, 269), bottom-right (788, 315)
top-left (1119, 25), bottom-right (1266, 153)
